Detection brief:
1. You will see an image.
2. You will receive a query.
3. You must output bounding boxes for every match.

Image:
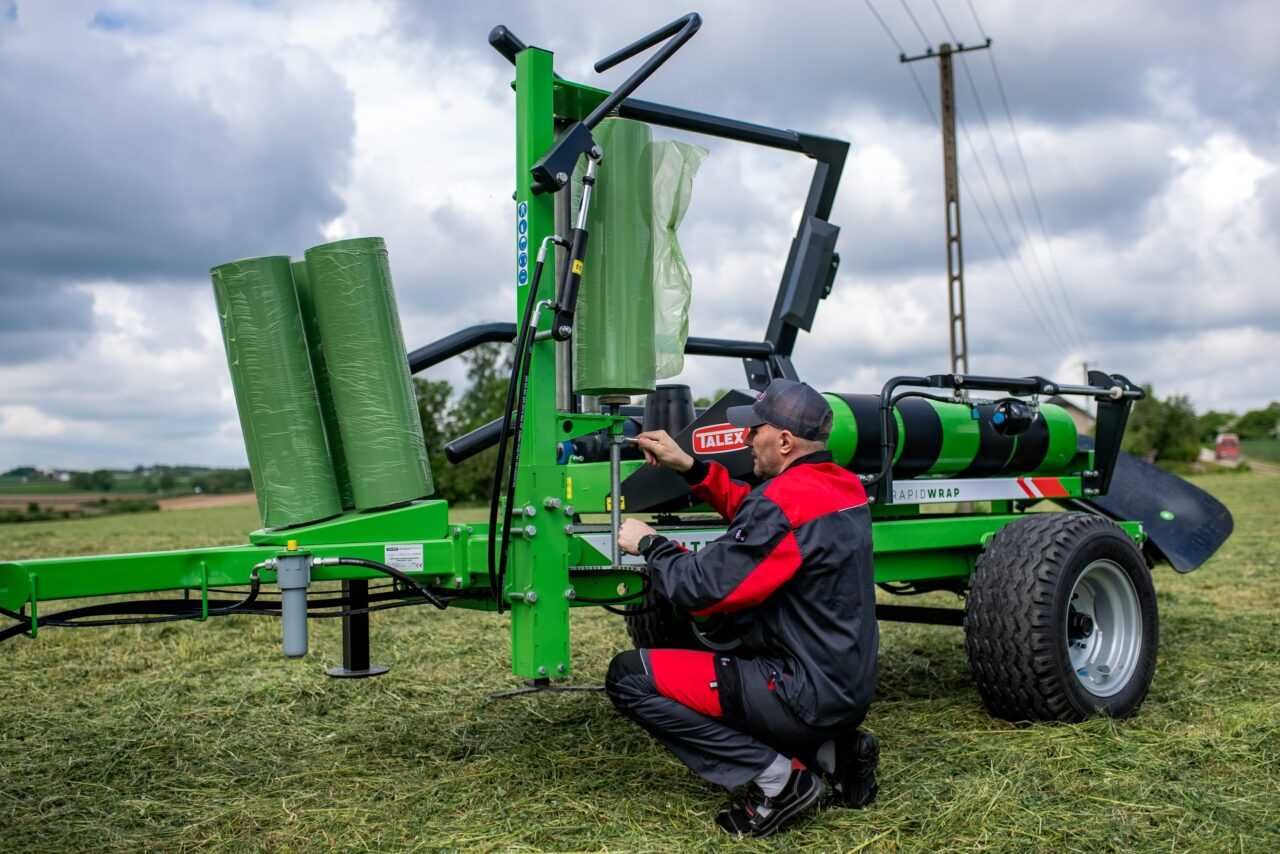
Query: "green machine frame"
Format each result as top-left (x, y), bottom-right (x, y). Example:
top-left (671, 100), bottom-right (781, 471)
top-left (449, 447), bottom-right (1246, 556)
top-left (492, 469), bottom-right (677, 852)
top-left (2, 16), bottom-right (1164, 688)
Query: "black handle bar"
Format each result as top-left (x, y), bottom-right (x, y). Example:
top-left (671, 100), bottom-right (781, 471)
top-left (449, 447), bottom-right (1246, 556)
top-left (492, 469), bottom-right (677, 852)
top-left (490, 14), bottom-right (702, 193)
top-left (584, 13), bottom-right (701, 127)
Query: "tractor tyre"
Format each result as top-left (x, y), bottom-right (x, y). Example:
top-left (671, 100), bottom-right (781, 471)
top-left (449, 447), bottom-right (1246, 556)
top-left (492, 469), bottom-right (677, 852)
top-left (623, 584), bottom-right (700, 650)
top-left (964, 512), bottom-right (1158, 722)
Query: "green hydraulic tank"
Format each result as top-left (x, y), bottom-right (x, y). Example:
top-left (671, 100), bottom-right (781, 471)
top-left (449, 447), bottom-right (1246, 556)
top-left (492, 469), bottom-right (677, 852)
top-left (210, 256), bottom-right (342, 529)
top-left (572, 118), bottom-right (656, 398)
top-left (290, 259), bottom-right (354, 510)
top-left (822, 393), bottom-right (1079, 478)
top-left (303, 237), bottom-right (433, 510)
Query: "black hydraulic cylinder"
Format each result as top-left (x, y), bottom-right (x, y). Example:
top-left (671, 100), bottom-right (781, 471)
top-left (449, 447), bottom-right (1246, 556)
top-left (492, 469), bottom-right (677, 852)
top-left (552, 226), bottom-right (590, 340)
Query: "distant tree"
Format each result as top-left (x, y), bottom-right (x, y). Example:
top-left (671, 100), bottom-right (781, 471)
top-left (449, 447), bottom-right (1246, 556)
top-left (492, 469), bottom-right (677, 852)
top-left (429, 343), bottom-right (513, 503)
top-left (415, 377), bottom-right (454, 497)
top-left (158, 471), bottom-right (178, 492)
top-left (1196, 410), bottom-right (1236, 444)
top-left (1123, 387), bottom-right (1201, 463)
top-left (88, 469), bottom-right (115, 491)
top-left (70, 471), bottom-right (93, 490)
top-left (1233, 402), bottom-right (1280, 440)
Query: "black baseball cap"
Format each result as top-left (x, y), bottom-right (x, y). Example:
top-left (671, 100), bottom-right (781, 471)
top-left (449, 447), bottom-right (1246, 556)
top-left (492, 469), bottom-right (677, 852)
top-left (725, 379), bottom-right (832, 441)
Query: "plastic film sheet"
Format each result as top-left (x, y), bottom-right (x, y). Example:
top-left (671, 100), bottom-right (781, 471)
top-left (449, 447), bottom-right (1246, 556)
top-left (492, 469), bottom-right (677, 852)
top-left (572, 118), bottom-right (656, 397)
top-left (210, 256), bottom-right (341, 529)
top-left (291, 259), bottom-right (355, 510)
top-left (303, 237), bottom-right (433, 510)
top-left (650, 140), bottom-right (706, 379)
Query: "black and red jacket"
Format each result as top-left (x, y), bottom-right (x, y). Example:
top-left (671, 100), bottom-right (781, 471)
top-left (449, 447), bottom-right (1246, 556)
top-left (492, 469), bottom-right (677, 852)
top-left (642, 451), bottom-right (879, 728)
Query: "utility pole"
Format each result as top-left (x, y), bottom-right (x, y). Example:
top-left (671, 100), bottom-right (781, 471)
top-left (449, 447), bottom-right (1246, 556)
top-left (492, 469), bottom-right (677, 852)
top-left (902, 39), bottom-right (990, 376)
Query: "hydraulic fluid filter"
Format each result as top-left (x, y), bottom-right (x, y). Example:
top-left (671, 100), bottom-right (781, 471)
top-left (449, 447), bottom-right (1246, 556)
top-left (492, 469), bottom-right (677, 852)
top-left (291, 260), bottom-right (355, 510)
top-left (572, 118), bottom-right (656, 399)
top-left (823, 393), bottom-right (1078, 478)
top-left (303, 237), bottom-right (433, 510)
top-left (210, 256), bottom-right (342, 529)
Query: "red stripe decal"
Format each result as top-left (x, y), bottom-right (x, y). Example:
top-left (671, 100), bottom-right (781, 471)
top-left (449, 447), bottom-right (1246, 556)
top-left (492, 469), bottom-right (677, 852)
top-left (693, 531), bottom-right (803, 617)
top-left (1016, 478), bottom-right (1037, 498)
top-left (1032, 477), bottom-right (1069, 498)
top-left (648, 649), bottom-right (722, 718)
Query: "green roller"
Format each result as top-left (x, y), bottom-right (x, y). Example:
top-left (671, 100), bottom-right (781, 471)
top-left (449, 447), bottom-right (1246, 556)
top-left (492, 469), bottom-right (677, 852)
top-left (1029, 404), bottom-right (1078, 475)
top-left (290, 260), bottom-right (354, 510)
top-left (210, 256), bottom-right (341, 529)
top-left (925, 400), bottom-right (981, 475)
top-left (303, 237), bottom-right (433, 510)
top-left (823, 393), bottom-right (1077, 477)
top-left (572, 118), bottom-right (656, 398)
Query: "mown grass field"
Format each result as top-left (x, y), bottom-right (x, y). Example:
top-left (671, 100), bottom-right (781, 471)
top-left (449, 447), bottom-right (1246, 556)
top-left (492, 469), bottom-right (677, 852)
top-left (1, 475), bottom-right (1276, 852)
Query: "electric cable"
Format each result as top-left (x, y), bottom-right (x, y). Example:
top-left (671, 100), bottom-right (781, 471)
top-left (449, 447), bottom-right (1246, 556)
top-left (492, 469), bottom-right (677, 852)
top-left (966, 0), bottom-right (1088, 348)
top-left (864, 0), bottom-right (1073, 363)
top-left (929, 0), bottom-right (1086, 353)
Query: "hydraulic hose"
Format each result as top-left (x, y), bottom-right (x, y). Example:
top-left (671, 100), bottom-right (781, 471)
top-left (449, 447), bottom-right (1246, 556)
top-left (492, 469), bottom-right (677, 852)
top-left (489, 238), bottom-right (558, 612)
top-left (316, 557), bottom-right (448, 610)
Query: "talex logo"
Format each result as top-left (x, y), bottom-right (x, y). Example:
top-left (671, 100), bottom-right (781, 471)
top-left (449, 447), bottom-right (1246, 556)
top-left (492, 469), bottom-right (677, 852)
top-left (691, 423), bottom-right (748, 455)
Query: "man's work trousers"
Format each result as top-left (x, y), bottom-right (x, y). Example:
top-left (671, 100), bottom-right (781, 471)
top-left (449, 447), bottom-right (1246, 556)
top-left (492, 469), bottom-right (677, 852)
top-left (606, 648), bottom-right (861, 791)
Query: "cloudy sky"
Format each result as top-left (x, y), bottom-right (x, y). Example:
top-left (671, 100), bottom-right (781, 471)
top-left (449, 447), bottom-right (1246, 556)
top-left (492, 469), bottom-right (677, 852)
top-left (2, 0), bottom-right (1277, 470)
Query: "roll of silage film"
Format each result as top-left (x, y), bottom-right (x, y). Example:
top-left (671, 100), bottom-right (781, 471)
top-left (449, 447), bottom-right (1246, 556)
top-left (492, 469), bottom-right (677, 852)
top-left (303, 237), bottom-right (433, 510)
top-left (210, 256), bottom-right (342, 529)
top-left (572, 118), bottom-right (656, 398)
top-left (291, 259), bottom-right (354, 510)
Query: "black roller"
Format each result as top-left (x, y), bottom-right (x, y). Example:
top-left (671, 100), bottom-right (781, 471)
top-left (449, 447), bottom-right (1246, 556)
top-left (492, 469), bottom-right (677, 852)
top-left (1006, 414), bottom-right (1051, 473)
top-left (957, 402), bottom-right (1018, 477)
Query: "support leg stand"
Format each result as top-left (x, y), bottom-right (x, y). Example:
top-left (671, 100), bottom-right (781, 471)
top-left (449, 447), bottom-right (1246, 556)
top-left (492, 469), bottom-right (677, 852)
top-left (326, 580), bottom-right (389, 679)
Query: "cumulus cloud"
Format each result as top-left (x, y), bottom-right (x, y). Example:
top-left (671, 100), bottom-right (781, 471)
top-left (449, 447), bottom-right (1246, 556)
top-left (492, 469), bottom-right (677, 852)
top-left (2, 0), bottom-right (1279, 470)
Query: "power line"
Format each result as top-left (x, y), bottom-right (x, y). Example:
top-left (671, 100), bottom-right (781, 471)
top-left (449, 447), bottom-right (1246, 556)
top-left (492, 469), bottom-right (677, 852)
top-left (963, 0), bottom-right (1089, 349)
top-left (866, 0), bottom-right (1072, 359)
top-left (897, 0), bottom-right (933, 47)
top-left (929, 0), bottom-right (1086, 353)
top-left (864, 0), bottom-right (938, 123)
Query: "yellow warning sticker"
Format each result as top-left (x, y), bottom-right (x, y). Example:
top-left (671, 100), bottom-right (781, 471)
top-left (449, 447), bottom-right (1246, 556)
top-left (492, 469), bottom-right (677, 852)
top-left (571, 259), bottom-right (584, 275)
top-left (566, 477), bottom-right (573, 500)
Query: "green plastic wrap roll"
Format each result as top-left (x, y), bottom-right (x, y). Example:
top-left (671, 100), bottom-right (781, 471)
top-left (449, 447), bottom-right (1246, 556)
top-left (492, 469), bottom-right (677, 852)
top-left (303, 237), bottom-right (433, 510)
top-left (210, 256), bottom-right (342, 529)
top-left (291, 259), bottom-right (354, 510)
top-left (572, 118), bottom-right (656, 398)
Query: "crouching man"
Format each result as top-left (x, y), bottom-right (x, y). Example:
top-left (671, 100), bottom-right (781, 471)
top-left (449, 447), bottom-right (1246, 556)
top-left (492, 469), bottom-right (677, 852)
top-left (608, 379), bottom-right (880, 839)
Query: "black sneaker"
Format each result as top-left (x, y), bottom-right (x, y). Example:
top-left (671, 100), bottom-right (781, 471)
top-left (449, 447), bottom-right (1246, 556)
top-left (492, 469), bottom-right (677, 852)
top-left (830, 729), bottom-right (879, 808)
top-left (715, 768), bottom-right (825, 838)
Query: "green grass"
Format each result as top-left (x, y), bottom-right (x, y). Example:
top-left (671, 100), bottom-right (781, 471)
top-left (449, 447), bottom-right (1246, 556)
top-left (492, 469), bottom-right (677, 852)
top-left (1241, 438), bottom-right (1280, 463)
top-left (0, 480), bottom-right (77, 494)
top-left (1, 477), bottom-right (1277, 851)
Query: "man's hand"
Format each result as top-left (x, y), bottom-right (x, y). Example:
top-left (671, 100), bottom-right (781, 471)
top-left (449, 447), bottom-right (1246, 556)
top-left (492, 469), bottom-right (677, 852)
top-left (617, 518), bottom-right (657, 556)
top-left (635, 430), bottom-right (695, 473)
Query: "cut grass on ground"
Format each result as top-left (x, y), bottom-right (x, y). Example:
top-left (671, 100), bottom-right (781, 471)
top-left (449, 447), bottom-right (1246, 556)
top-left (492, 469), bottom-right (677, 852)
top-left (1, 476), bottom-right (1277, 851)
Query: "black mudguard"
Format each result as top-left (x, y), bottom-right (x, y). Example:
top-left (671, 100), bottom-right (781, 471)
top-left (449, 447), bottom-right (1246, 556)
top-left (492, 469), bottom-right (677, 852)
top-left (1070, 441), bottom-right (1233, 573)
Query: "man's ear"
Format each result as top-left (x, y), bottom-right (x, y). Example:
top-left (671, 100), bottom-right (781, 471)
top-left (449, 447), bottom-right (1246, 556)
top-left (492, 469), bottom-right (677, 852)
top-left (777, 430), bottom-right (796, 456)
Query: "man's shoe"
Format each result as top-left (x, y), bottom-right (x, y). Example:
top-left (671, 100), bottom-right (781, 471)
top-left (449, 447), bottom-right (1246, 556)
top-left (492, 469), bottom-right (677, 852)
top-left (715, 768), bottom-right (825, 838)
top-left (830, 729), bottom-right (879, 808)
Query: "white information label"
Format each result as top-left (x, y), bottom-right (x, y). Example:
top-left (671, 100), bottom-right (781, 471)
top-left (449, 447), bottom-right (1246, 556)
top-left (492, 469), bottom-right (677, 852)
top-left (384, 543), bottom-right (424, 572)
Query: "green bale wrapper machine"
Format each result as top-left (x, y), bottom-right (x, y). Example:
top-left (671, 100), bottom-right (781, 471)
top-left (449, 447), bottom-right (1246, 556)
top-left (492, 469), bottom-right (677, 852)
top-left (1, 15), bottom-right (1232, 723)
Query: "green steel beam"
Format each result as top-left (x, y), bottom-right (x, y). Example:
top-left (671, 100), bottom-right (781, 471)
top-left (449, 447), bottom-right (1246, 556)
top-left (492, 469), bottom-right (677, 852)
top-left (509, 46), bottom-right (573, 680)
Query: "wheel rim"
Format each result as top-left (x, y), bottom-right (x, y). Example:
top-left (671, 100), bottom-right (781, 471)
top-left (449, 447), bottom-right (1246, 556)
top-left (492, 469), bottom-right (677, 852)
top-left (1065, 559), bottom-right (1142, 698)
